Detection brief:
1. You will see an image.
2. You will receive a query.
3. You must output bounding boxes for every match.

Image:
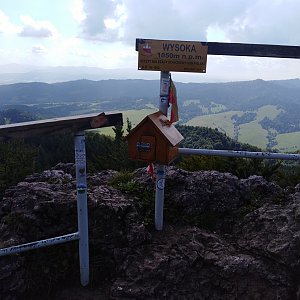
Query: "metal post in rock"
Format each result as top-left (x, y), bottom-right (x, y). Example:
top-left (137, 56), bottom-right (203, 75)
top-left (137, 38), bottom-right (208, 230)
top-left (74, 131), bottom-right (90, 286)
top-left (155, 71), bottom-right (170, 230)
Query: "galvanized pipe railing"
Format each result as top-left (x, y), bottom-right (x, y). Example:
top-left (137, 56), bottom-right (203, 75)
top-left (0, 112), bottom-right (123, 287)
top-left (178, 148), bottom-right (300, 161)
top-left (0, 131), bottom-right (90, 287)
top-left (0, 232), bottom-right (79, 256)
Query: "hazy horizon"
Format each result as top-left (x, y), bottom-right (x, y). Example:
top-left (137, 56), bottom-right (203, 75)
top-left (0, 63), bottom-right (299, 85)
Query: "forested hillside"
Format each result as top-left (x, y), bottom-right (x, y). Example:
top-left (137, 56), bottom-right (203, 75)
top-left (0, 108), bottom-right (36, 124)
top-left (1, 122), bottom-right (299, 199)
top-left (1, 79), bottom-right (300, 113)
top-left (177, 125), bottom-right (259, 151)
top-left (1, 78), bottom-right (300, 150)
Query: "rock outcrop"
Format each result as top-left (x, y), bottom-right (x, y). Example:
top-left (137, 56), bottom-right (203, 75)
top-left (1, 164), bottom-right (300, 299)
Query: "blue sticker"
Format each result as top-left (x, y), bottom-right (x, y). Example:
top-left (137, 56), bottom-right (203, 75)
top-left (77, 183), bottom-right (86, 194)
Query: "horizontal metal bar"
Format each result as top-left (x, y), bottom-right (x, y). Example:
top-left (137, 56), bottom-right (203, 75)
top-left (178, 148), bottom-right (300, 161)
top-left (136, 39), bottom-right (300, 59)
top-left (205, 42), bottom-right (300, 59)
top-left (0, 232), bottom-right (79, 257)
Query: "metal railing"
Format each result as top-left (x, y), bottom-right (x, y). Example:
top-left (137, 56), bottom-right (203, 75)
top-left (135, 38), bottom-right (300, 230)
top-left (178, 148), bottom-right (300, 161)
top-left (0, 112), bottom-right (122, 287)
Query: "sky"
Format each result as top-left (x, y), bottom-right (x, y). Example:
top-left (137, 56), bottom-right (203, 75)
top-left (0, 0), bottom-right (300, 82)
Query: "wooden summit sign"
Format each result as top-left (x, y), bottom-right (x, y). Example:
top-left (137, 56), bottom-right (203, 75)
top-left (137, 39), bottom-right (208, 73)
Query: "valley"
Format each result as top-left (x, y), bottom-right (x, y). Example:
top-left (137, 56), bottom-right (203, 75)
top-left (1, 78), bottom-right (300, 151)
top-left (186, 105), bottom-right (286, 150)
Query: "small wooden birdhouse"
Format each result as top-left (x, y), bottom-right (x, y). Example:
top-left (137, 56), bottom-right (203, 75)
top-left (126, 111), bottom-right (184, 165)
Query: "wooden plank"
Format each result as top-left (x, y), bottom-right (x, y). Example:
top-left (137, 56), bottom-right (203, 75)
top-left (205, 42), bottom-right (300, 59)
top-left (136, 39), bottom-right (300, 59)
top-left (0, 112), bottom-right (123, 140)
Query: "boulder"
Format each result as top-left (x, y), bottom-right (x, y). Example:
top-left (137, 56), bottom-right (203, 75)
top-left (0, 165), bottom-right (299, 299)
top-left (111, 226), bottom-right (292, 300)
top-left (0, 164), bottom-right (149, 299)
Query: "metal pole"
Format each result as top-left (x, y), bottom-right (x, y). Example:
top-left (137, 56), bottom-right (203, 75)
top-left (74, 131), bottom-right (89, 286)
top-left (155, 71), bottom-right (170, 230)
top-left (178, 148), bottom-right (300, 161)
top-left (0, 233), bottom-right (79, 257)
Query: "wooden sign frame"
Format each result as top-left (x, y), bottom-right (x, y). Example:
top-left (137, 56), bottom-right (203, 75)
top-left (137, 38), bottom-right (208, 73)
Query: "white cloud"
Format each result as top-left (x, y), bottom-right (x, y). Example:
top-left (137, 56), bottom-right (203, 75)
top-left (0, 10), bottom-right (21, 34)
top-left (78, 0), bottom-right (300, 46)
top-left (32, 45), bottom-right (47, 54)
top-left (62, 37), bottom-right (92, 57)
top-left (224, 0), bottom-right (300, 44)
top-left (19, 16), bottom-right (58, 38)
top-left (1, 1), bottom-right (299, 82)
top-left (79, 0), bottom-right (126, 41)
top-left (81, 0), bottom-right (115, 37)
top-left (71, 0), bottom-right (86, 23)
top-left (79, 0), bottom-right (250, 43)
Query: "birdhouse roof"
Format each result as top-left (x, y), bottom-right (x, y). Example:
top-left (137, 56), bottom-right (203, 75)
top-left (126, 111), bottom-right (184, 146)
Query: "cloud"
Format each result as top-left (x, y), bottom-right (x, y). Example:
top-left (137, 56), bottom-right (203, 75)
top-left (32, 45), bottom-right (47, 54)
top-left (120, 0), bottom-right (250, 43)
top-left (0, 10), bottom-right (21, 34)
top-left (79, 0), bottom-right (126, 41)
top-left (79, 0), bottom-right (249, 43)
top-left (19, 16), bottom-right (58, 38)
top-left (80, 0), bottom-right (115, 37)
top-left (79, 0), bottom-right (300, 46)
top-left (224, 0), bottom-right (300, 45)
top-left (71, 0), bottom-right (86, 23)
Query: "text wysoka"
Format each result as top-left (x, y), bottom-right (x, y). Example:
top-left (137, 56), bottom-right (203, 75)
top-left (162, 43), bottom-right (197, 52)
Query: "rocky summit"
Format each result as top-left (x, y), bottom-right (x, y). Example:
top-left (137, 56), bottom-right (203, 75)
top-left (1, 163), bottom-right (300, 299)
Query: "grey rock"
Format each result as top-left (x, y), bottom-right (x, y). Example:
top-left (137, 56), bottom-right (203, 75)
top-left (0, 167), bottom-right (148, 299)
top-left (111, 226), bottom-right (292, 300)
top-left (166, 168), bottom-right (243, 214)
top-left (233, 195), bottom-right (300, 268)
top-left (1, 166), bottom-right (300, 299)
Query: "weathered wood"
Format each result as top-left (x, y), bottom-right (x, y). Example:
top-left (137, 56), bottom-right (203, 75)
top-left (0, 112), bottom-right (123, 140)
top-left (136, 39), bottom-right (300, 59)
top-left (126, 111), bottom-right (183, 165)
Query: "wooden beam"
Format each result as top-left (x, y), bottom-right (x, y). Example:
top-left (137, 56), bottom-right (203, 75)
top-left (204, 42), bottom-right (300, 59)
top-left (0, 112), bottom-right (123, 140)
top-left (136, 39), bottom-right (300, 59)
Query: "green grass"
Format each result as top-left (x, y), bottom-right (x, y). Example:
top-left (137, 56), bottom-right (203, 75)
top-left (96, 108), bottom-right (156, 136)
top-left (185, 105), bottom-right (284, 150)
top-left (238, 105), bottom-right (281, 149)
top-left (276, 132), bottom-right (300, 152)
top-left (256, 105), bottom-right (283, 121)
top-left (238, 121), bottom-right (269, 149)
top-left (210, 102), bottom-right (227, 113)
top-left (182, 100), bottom-right (226, 114)
top-left (186, 110), bottom-right (243, 137)
top-left (91, 105), bottom-right (300, 152)
top-left (183, 99), bottom-right (201, 106)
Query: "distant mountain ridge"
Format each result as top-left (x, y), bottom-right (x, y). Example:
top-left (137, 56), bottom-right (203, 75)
top-left (1, 78), bottom-right (300, 151)
top-left (0, 65), bottom-right (157, 85)
top-left (0, 79), bottom-right (160, 105)
top-left (0, 78), bottom-right (300, 107)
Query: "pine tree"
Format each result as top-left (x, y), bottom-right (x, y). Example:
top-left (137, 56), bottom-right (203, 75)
top-left (0, 140), bottom-right (38, 199)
